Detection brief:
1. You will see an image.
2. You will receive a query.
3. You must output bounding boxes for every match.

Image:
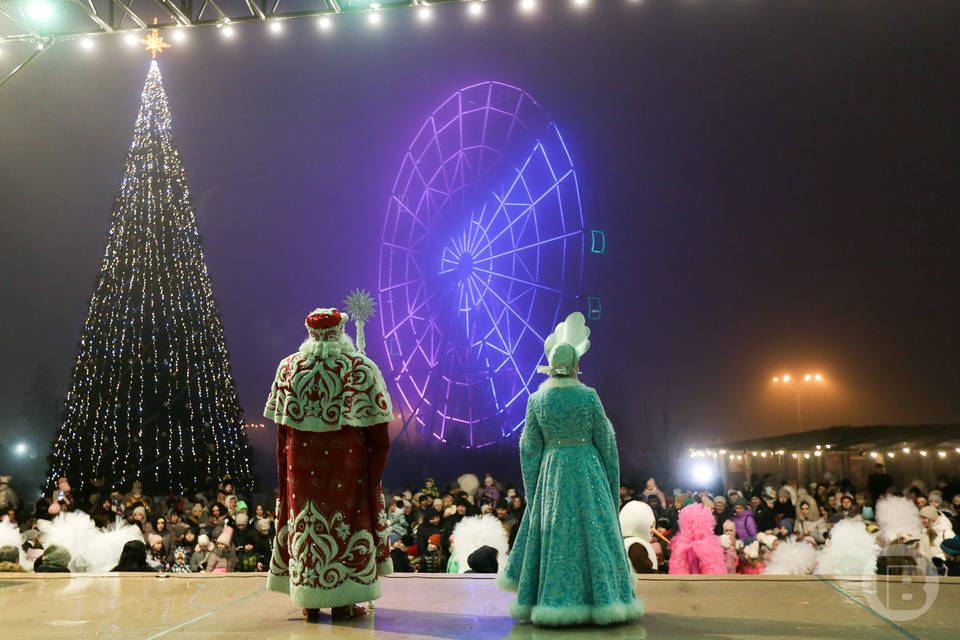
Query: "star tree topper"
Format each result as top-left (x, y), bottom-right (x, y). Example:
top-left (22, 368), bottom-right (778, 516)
top-left (142, 18), bottom-right (171, 59)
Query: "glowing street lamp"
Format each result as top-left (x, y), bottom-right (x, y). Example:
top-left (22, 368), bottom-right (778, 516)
top-left (771, 372), bottom-right (826, 429)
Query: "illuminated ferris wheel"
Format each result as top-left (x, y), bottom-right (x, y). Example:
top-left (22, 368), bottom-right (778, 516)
top-left (378, 81), bottom-right (585, 448)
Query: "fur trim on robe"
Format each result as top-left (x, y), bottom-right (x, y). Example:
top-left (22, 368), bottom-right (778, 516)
top-left (668, 504), bottom-right (726, 575)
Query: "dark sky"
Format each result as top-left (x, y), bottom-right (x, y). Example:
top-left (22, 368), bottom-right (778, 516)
top-left (1, 0), bottom-right (958, 485)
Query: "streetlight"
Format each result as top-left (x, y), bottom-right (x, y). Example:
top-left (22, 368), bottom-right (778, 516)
top-left (771, 372), bottom-right (825, 428)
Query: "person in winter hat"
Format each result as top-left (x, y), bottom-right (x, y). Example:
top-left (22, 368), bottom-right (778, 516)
top-left (190, 534), bottom-right (213, 572)
top-left (497, 313), bottom-right (643, 626)
top-left (772, 487), bottom-right (795, 525)
top-left (264, 305), bottom-right (393, 621)
top-left (920, 505), bottom-right (955, 561)
top-left (837, 494), bottom-right (861, 519)
top-left (0, 545), bottom-right (27, 572)
top-left (232, 513), bottom-right (259, 572)
top-left (467, 545), bottom-right (499, 573)
top-left (207, 526), bottom-right (235, 573)
top-left (668, 503), bottom-right (726, 575)
top-left (481, 474), bottom-right (500, 506)
top-left (731, 498), bottom-right (758, 543)
top-left (169, 546), bottom-right (192, 573)
top-left (35, 544), bottom-right (71, 573)
top-left (421, 533), bottom-right (445, 573)
top-left (719, 520), bottom-right (740, 573)
top-left (711, 496), bottom-right (732, 535)
top-left (737, 541), bottom-right (764, 575)
top-left (642, 478), bottom-right (667, 509)
top-left (795, 494), bottom-right (827, 545)
top-left (619, 500), bottom-right (657, 574)
top-left (147, 533), bottom-right (168, 571)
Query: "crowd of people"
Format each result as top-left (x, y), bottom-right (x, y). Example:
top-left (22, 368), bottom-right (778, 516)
top-left (0, 474), bottom-right (275, 574)
top-left (3, 463), bottom-right (960, 578)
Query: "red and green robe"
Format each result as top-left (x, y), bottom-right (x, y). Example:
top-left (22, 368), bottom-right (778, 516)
top-left (264, 343), bottom-right (393, 608)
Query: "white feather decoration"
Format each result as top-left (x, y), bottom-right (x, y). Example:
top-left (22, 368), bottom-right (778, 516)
top-left (762, 539), bottom-right (818, 575)
top-left (876, 496), bottom-right (922, 543)
top-left (450, 514), bottom-right (510, 574)
top-left (816, 520), bottom-right (880, 575)
top-left (37, 511), bottom-right (144, 573)
top-left (0, 517), bottom-right (29, 569)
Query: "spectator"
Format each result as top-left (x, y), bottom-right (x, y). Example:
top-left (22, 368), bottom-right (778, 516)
top-left (796, 495), bottom-right (827, 545)
top-left (711, 496), bottom-right (731, 535)
top-left (837, 494), bottom-right (861, 519)
top-left (753, 492), bottom-right (776, 532)
top-left (421, 478), bottom-right (440, 500)
top-left (232, 514), bottom-right (258, 572)
top-left (772, 488), bottom-right (795, 525)
top-left (112, 540), bottom-right (152, 572)
top-left (190, 534), bottom-right (213, 572)
top-left (418, 509), bottom-right (443, 554)
top-left (720, 520), bottom-right (740, 573)
top-left (494, 499), bottom-right (517, 535)
top-left (643, 478), bottom-right (667, 507)
top-left (0, 475), bottom-right (20, 515)
top-left (920, 505), bottom-right (955, 561)
top-left (0, 545), bottom-right (27, 572)
top-left (169, 546), bottom-right (192, 573)
top-left (421, 533), bottom-right (445, 573)
top-left (206, 527), bottom-right (235, 573)
top-left (868, 463), bottom-right (894, 500)
top-left (731, 498), bottom-right (758, 543)
top-left (390, 534), bottom-right (414, 573)
top-left (481, 474), bottom-right (500, 506)
top-left (253, 518), bottom-right (272, 571)
top-left (146, 534), bottom-right (168, 571)
top-left (466, 545), bottom-right (498, 573)
top-left (34, 544), bottom-right (71, 573)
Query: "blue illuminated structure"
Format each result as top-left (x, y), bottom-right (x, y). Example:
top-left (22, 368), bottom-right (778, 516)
top-left (379, 82), bottom-right (585, 448)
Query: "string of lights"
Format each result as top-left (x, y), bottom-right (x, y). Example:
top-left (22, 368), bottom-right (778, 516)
top-left (45, 59), bottom-right (255, 496)
top-left (0, 0), bottom-right (648, 86)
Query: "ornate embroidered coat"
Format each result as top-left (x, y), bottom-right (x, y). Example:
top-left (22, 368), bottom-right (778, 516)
top-left (496, 377), bottom-right (644, 626)
top-left (264, 326), bottom-right (394, 609)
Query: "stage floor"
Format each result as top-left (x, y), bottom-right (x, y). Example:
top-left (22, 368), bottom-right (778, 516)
top-left (1, 572), bottom-right (957, 639)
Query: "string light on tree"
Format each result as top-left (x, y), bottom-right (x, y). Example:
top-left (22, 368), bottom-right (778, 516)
top-left (45, 42), bottom-right (254, 496)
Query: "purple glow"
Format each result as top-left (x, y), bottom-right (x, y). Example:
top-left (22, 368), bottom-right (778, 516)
top-left (379, 82), bottom-right (585, 449)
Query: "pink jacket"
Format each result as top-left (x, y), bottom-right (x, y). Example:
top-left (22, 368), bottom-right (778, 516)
top-left (668, 504), bottom-right (727, 575)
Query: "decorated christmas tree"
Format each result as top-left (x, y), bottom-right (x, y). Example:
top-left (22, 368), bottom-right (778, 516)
top-left (46, 56), bottom-right (254, 496)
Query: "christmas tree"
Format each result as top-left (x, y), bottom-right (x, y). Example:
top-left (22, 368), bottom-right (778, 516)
top-left (46, 59), bottom-right (254, 497)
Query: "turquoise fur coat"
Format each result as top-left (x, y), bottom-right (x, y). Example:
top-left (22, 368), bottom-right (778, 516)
top-left (497, 377), bottom-right (644, 626)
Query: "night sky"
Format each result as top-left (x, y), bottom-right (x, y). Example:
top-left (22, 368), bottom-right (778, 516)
top-left (1, 0), bottom-right (958, 488)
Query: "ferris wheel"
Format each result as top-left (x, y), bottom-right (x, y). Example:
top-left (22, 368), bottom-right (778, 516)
top-left (378, 81), bottom-right (585, 449)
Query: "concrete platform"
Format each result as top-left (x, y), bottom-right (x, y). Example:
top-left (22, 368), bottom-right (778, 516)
top-left (1, 572), bottom-right (957, 639)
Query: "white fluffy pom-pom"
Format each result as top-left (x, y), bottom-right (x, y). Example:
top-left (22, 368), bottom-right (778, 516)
top-left (816, 520), bottom-right (880, 575)
top-left (450, 514), bottom-right (509, 574)
top-left (762, 539), bottom-right (818, 575)
top-left (876, 496), bottom-right (922, 543)
top-left (37, 512), bottom-right (144, 573)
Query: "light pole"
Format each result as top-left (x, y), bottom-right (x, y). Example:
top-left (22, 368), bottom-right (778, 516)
top-left (771, 373), bottom-right (824, 429)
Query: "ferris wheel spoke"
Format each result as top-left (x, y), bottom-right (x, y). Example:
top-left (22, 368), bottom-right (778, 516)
top-left (472, 267), bottom-right (572, 298)
top-left (473, 168), bottom-right (576, 257)
top-left (383, 283), bottom-right (448, 339)
top-left (469, 272), bottom-right (545, 344)
top-left (483, 230), bottom-right (582, 262)
top-left (467, 281), bottom-right (529, 395)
